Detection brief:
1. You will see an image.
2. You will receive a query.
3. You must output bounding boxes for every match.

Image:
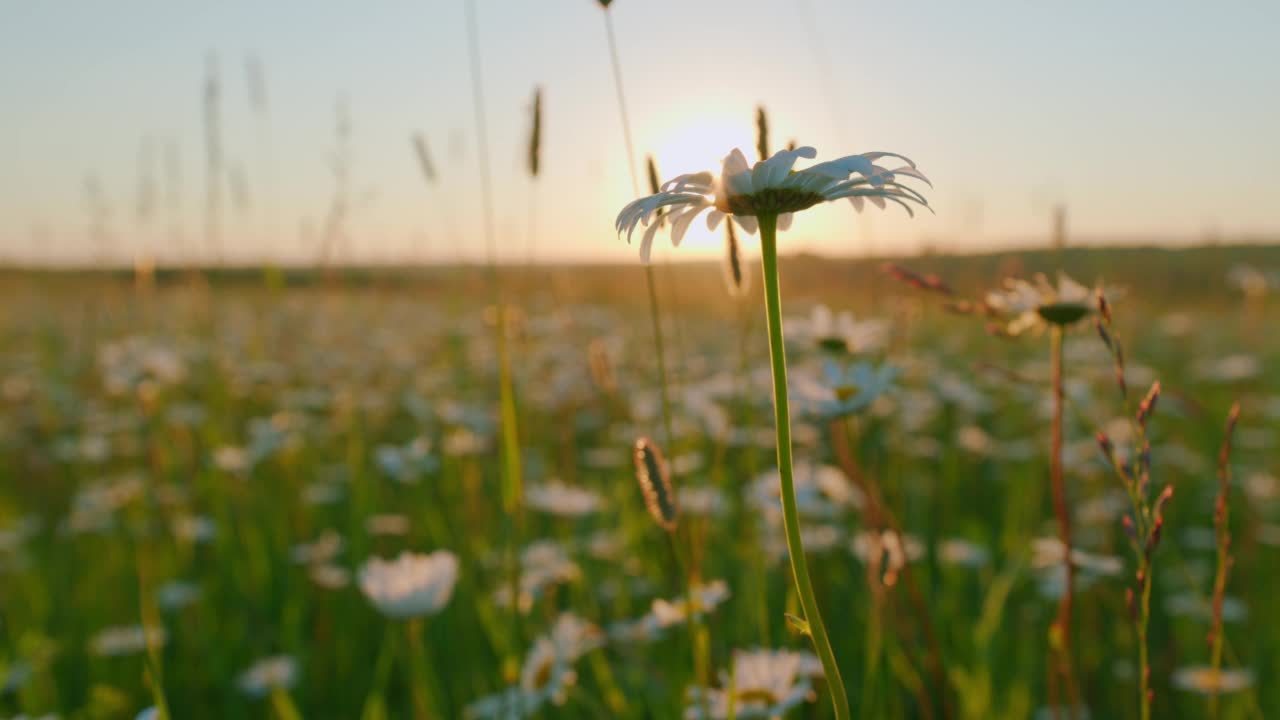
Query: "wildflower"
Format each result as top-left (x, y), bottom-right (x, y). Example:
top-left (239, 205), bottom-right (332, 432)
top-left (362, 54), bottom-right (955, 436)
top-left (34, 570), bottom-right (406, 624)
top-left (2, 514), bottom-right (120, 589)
top-left (89, 625), bottom-right (167, 657)
top-left (290, 529), bottom-right (344, 565)
top-left (985, 272), bottom-right (1097, 335)
top-left (649, 580), bottom-right (731, 628)
top-left (156, 581), bottom-right (201, 611)
top-left (787, 305), bottom-right (888, 355)
top-left (237, 655), bottom-right (298, 698)
top-left (1170, 666), bottom-right (1254, 694)
top-left (467, 616), bottom-right (601, 719)
top-left (494, 540), bottom-right (581, 613)
top-left (812, 359), bottom-right (898, 418)
top-left (546, 613), bottom-right (605, 660)
top-left (616, 146), bottom-right (930, 262)
top-left (685, 648), bottom-right (822, 719)
top-left (526, 480), bottom-right (604, 517)
top-left (358, 550), bottom-right (459, 619)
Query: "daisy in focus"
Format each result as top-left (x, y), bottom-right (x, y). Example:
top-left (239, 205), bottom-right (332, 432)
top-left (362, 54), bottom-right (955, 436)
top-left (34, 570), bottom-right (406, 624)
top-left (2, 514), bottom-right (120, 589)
top-left (616, 146), bottom-right (931, 262)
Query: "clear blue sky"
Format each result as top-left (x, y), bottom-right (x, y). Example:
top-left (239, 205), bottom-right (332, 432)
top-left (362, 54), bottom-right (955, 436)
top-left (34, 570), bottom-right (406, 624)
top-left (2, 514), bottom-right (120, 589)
top-left (2, 1), bottom-right (1277, 265)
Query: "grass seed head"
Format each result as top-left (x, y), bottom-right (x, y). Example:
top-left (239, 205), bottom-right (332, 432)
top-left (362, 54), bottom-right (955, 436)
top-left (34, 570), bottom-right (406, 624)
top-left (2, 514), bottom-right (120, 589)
top-left (528, 86), bottom-right (542, 178)
top-left (1137, 381), bottom-right (1160, 429)
top-left (411, 133), bottom-right (437, 184)
top-left (633, 437), bottom-right (677, 532)
top-left (755, 105), bottom-right (769, 161)
top-left (723, 218), bottom-right (747, 298)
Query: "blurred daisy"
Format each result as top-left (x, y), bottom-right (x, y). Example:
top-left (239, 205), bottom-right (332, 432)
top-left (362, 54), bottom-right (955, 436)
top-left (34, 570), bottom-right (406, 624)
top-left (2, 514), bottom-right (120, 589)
top-left (749, 463), bottom-right (862, 520)
top-left (359, 550), bottom-right (459, 619)
top-left (809, 359), bottom-right (898, 419)
top-left (985, 272), bottom-right (1097, 335)
top-left (1171, 666), bottom-right (1254, 694)
top-left (290, 529), bottom-right (344, 565)
top-left (616, 146), bottom-right (930, 262)
top-left (685, 648), bottom-right (822, 719)
top-left (649, 579), bottom-right (731, 628)
top-left (90, 625), bottom-right (167, 657)
top-left (526, 480), bottom-right (604, 517)
top-left (494, 540), bottom-right (581, 613)
top-left (237, 655), bottom-right (298, 698)
top-left (547, 613), bottom-right (606, 660)
top-left (787, 305), bottom-right (889, 355)
top-left (156, 581), bottom-right (201, 611)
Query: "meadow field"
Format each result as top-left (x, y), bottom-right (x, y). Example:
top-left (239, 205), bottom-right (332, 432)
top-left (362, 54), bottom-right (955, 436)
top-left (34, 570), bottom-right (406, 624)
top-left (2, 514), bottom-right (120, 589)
top-left (1, 246), bottom-right (1277, 719)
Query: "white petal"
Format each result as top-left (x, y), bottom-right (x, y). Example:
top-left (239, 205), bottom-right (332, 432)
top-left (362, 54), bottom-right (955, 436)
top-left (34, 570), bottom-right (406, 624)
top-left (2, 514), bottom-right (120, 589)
top-left (722, 147), bottom-right (751, 178)
top-left (753, 146), bottom-right (818, 190)
top-left (706, 210), bottom-right (724, 231)
top-left (639, 220), bottom-right (662, 264)
top-left (778, 213), bottom-right (794, 231)
top-left (669, 206), bottom-right (705, 247)
top-left (734, 215), bottom-right (758, 235)
top-left (848, 196), bottom-right (865, 211)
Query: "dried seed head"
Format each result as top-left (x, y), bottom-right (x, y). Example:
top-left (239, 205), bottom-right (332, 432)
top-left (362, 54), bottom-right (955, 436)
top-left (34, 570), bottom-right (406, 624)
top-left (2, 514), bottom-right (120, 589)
top-left (755, 106), bottom-right (770, 161)
top-left (587, 338), bottom-right (617, 395)
top-left (527, 87), bottom-right (542, 178)
top-left (1218, 401), bottom-right (1241, 471)
top-left (634, 437), bottom-right (678, 532)
top-left (880, 262), bottom-right (953, 296)
top-left (1154, 484), bottom-right (1174, 517)
top-left (1125, 587), bottom-right (1137, 621)
top-left (1095, 318), bottom-right (1113, 350)
top-left (1136, 381), bottom-right (1161, 429)
top-left (1146, 516), bottom-right (1165, 553)
top-left (411, 133), bottom-right (437, 184)
top-left (1122, 514), bottom-right (1137, 544)
top-left (723, 218), bottom-right (747, 298)
top-left (1096, 431), bottom-right (1114, 460)
top-left (645, 155), bottom-right (665, 225)
top-left (1096, 287), bottom-right (1111, 324)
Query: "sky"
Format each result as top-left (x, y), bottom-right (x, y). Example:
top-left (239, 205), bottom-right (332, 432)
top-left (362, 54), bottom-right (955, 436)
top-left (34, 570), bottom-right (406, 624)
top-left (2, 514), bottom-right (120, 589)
top-left (2, 1), bottom-right (1278, 266)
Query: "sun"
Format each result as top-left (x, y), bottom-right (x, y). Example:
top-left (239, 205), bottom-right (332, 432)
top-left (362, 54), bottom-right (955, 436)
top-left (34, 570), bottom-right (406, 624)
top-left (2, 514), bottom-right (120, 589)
top-left (646, 109), bottom-right (755, 255)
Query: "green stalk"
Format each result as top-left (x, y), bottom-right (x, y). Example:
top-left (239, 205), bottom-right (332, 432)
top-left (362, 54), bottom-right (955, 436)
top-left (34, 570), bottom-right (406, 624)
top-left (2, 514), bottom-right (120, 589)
top-left (1048, 324), bottom-right (1079, 718)
top-left (405, 618), bottom-right (437, 719)
top-left (757, 213), bottom-right (850, 720)
top-left (1138, 557), bottom-right (1152, 720)
top-left (463, 0), bottom-right (524, 685)
top-left (669, 529), bottom-right (711, 720)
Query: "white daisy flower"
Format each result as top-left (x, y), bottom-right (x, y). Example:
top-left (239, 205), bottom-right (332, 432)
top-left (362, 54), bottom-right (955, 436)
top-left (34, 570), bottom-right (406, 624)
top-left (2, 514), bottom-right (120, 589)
top-left (685, 648), bottom-right (822, 719)
top-left (985, 272), bottom-right (1097, 335)
top-left (1170, 666), bottom-right (1254, 694)
top-left (786, 305), bottom-right (889, 355)
top-left (616, 146), bottom-right (930, 262)
top-left (526, 480), bottom-right (604, 517)
top-left (794, 359), bottom-right (899, 419)
top-left (358, 550), bottom-right (459, 619)
top-left (236, 655), bottom-right (298, 698)
top-left (89, 625), bottom-right (167, 657)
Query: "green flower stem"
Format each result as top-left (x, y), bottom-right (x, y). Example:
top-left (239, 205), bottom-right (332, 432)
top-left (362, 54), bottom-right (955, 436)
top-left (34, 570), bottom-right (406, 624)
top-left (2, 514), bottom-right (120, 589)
top-left (405, 618), bottom-right (437, 719)
top-left (757, 213), bottom-right (851, 720)
top-left (1048, 324), bottom-right (1080, 718)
